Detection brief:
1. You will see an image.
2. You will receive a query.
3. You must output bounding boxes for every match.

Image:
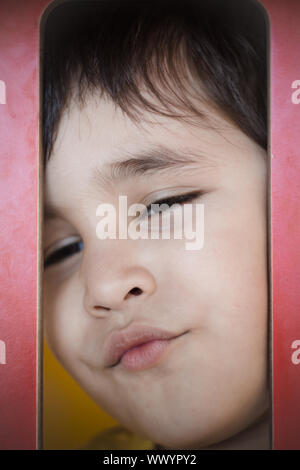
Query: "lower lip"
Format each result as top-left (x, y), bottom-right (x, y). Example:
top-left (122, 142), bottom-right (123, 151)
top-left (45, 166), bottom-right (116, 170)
top-left (119, 337), bottom-right (176, 372)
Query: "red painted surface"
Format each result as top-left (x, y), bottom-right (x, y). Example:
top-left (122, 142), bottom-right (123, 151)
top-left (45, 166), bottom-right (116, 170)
top-left (260, 0), bottom-right (300, 450)
top-left (0, 0), bottom-right (50, 450)
top-left (0, 0), bottom-right (300, 450)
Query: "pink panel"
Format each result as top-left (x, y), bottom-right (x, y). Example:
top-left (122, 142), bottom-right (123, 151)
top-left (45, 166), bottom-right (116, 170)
top-left (261, 0), bottom-right (300, 450)
top-left (0, 0), bottom-right (50, 450)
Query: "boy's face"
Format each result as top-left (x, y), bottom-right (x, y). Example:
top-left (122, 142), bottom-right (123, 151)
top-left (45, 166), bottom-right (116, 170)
top-left (43, 94), bottom-right (269, 448)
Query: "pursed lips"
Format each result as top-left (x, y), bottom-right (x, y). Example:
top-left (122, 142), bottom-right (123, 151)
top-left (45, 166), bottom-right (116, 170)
top-left (103, 323), bottom-right (188, 368)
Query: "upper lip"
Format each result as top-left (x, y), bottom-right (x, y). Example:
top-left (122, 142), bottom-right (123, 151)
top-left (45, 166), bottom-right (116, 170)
top-left (104, 323), bottom-right (183, 368)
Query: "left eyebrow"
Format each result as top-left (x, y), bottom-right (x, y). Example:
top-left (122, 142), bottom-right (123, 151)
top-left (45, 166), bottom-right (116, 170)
top-left (44, 145), bottom-right (215, 220)
top-left (89, 145), bottom-right (214, 190)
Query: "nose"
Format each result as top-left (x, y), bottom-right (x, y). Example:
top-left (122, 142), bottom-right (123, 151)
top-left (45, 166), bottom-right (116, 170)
top-left (82, 251), bottom-right (157, 317)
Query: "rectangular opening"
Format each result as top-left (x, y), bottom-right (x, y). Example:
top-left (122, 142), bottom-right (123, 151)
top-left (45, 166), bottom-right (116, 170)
top-left (40, 0), bottom-right (271, 450)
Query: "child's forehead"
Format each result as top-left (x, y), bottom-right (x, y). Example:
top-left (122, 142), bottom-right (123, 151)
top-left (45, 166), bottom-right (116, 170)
top-left (45, 99), bottom-right (261, 221)
top-left (52, 92), bottom-right (240, 165)
top-left (46, 92), bottom-right (264, 205)
top-left (44, 92), bottom-right (265, 228)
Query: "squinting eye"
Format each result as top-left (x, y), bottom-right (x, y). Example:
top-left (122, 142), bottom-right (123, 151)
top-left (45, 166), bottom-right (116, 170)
top-left (44, 237), bottom-right (84, 269)
top-left (144, 190), bottom-right (203, 217)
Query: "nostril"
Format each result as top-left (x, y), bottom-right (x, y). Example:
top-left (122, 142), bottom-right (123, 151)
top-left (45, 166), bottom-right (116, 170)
top-left (128, 287), bottom-right (143, 296)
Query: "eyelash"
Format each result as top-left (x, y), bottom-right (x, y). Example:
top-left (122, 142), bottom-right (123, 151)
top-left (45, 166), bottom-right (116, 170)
top-left (44, 240), bottom-right (84, 269)
top-left (143, 190), bottom-right (202, 217)
top-left (43, 190), bottom-right (202, 268)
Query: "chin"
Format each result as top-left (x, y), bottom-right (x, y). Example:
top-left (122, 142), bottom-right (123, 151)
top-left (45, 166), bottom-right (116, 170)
top-left (134, 412), bottom-right (254, 450)
top-left (149, 433), bottom-right (217, 451)
top-left (129, 422), bottom-right (219, 451)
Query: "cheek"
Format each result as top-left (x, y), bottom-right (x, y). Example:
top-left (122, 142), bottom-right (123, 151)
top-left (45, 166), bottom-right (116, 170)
top-left (168, 191), bottom-right (268, 353)
top-left (166, 206), bottom-right (268, 423)
top-left (43, 277), bottom-right (85, 367)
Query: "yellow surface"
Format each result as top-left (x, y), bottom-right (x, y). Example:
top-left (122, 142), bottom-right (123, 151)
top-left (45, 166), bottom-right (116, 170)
top-left (43, 340), bottom-right (119, 450)
top-left (81, 427), bottom-right (155, 450)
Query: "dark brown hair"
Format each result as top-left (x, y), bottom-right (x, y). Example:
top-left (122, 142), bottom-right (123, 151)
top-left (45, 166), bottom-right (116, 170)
top-left (42, 0), bottom-right (267, 163)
